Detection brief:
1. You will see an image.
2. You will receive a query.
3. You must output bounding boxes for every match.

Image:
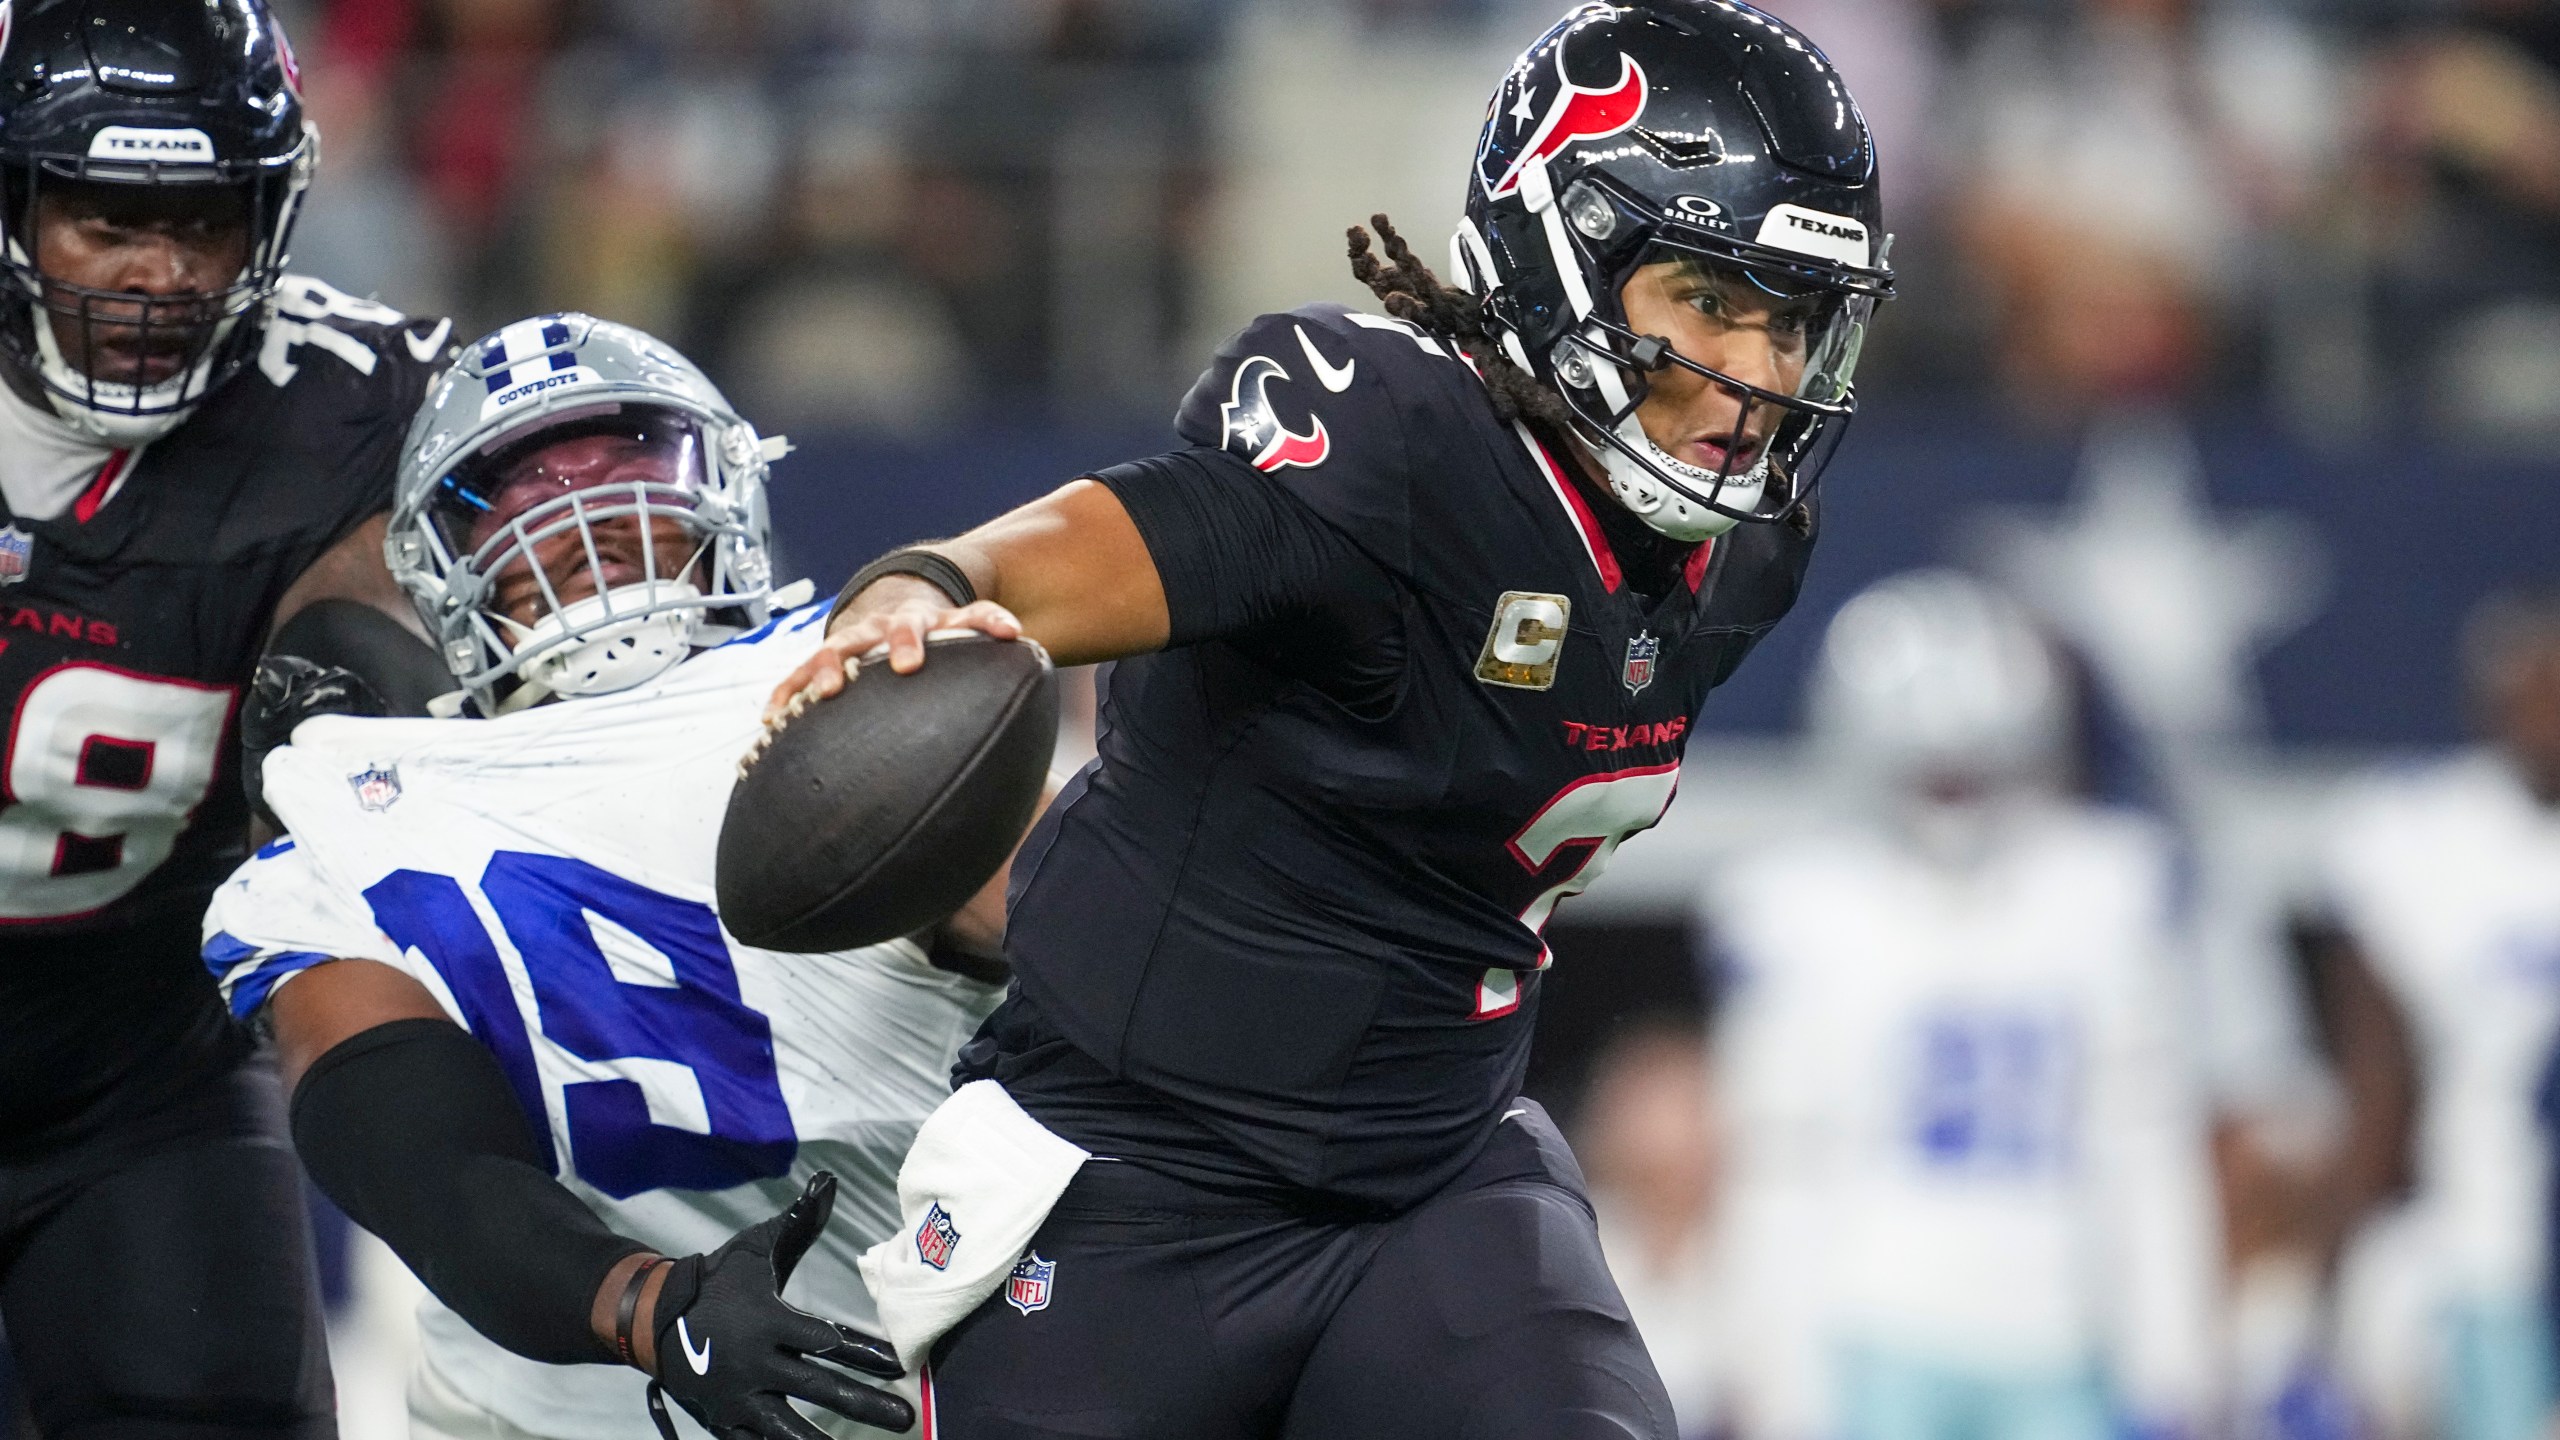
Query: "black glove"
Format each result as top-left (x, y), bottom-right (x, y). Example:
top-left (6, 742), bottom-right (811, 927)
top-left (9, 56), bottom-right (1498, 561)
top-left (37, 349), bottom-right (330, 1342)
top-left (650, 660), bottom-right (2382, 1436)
top-left (646, 1172), bottom-right (913, 1440)
top-left (242, 654), bottom-right (386, 829)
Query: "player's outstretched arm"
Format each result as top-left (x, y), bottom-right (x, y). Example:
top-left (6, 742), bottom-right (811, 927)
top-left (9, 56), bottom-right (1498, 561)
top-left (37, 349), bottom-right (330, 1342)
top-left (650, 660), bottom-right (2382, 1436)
top-left (272, 964), bottom-right (915, 1436)
top-left (766, 478), bottom-right (1168, 719)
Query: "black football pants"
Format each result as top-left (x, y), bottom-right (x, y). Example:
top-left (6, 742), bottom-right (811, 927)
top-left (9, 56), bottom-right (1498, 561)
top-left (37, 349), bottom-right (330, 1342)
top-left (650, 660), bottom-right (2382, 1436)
top-left (0, 1042), bottom-right (333, 1440)
top-left (924, 1099), bottom-right (1675, 1440)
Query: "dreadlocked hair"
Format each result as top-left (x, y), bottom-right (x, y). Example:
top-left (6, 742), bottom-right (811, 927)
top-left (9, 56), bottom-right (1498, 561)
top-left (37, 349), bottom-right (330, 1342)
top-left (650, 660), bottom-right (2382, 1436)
top-left (1346, 213), bottom-right (1577, 432)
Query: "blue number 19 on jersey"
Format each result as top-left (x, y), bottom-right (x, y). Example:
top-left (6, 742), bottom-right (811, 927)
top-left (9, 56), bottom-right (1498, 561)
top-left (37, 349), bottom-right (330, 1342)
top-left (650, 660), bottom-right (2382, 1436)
top-left (365, 852), bottom-right (797, 1198)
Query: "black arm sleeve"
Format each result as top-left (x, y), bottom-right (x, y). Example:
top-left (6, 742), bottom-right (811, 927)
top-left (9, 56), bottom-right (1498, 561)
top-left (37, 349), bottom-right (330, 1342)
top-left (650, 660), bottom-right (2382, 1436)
top-left (267, 599), bottom-right (456, 717)
top-left (291, 1018), bottom-right (649, 1365)
top-left (1095, 448), bottom-right (1406, 712)
top-left (1093, 447), bottom-right (1391, 649)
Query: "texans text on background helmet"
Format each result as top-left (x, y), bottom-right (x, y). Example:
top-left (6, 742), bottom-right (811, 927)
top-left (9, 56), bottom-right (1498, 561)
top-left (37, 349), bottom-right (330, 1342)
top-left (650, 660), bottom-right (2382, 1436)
top-left (1455, 0), bottom-right (1894, 541)
top-left (0, 0), bottom-right (314, 442)
top-left (389, 313), bottom-right (783, 715)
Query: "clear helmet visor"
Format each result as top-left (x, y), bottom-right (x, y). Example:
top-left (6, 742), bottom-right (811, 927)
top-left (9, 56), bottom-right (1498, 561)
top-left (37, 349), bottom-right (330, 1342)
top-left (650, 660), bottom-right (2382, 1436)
top-left (426, 403), bottom-right (741, 699)
top-left (1615, 240), bottom-right (1871, 420)
top-left (435, 404), bottom-right (707, 586)
top-left (1553, 239), bottom-right (1877, 535)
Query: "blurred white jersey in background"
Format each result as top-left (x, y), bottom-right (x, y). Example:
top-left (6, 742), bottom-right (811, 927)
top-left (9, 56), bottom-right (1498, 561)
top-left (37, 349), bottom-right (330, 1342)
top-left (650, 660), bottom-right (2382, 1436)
top-left (2324, 752), bottom-right (2560, 1440)
top-left (1705, 803), bottom-right (2221, 1440)
top-left (203, 604), bottom-right (1001, 1440)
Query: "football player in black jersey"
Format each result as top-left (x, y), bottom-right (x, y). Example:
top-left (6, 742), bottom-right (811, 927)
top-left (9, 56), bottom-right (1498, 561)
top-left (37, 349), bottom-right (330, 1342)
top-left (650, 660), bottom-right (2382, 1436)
top-left (0, 2), bottom-right (452, 1436)
top-left (769, 2), bottom-right (1891, 1435)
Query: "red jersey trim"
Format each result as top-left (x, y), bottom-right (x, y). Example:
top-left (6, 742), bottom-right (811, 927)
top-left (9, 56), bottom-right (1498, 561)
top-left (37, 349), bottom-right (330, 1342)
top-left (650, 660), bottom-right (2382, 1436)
top-left (1515, 425), bottom-right (1621, 594)
top-left (71, 449), bottom-right (132, 525)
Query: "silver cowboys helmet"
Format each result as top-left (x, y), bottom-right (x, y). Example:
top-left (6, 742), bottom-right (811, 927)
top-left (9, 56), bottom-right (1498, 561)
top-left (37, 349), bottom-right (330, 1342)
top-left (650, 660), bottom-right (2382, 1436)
top-left (1809, 569), bottom-right (2067, 795)
top-left (390, 313), bottom-right (778, 713)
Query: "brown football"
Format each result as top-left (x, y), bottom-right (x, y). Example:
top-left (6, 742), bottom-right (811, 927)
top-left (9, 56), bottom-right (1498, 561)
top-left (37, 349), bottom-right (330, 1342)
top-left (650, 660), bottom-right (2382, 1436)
top-left (717, 633), bottom-right (1057, 952)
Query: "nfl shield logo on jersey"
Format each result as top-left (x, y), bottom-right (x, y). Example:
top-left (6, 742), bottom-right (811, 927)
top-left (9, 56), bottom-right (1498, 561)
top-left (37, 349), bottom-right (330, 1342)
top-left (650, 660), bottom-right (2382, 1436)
top-left (1005, 1251), bottom-right (1056, 1315)
top-left (348, 764), bottom-right (402, 811)
top-left (1622, 631), bottom-right (1659, 698)
top-left (915, 1202), bottom-right (961, 1270)
top-left (0, 523), bottom-right (31, 586)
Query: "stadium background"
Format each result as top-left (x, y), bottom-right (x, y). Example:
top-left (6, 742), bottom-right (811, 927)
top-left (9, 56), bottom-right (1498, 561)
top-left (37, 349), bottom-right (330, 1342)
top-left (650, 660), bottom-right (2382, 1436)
top-left (28, 0), bottom-right (2560, 1436)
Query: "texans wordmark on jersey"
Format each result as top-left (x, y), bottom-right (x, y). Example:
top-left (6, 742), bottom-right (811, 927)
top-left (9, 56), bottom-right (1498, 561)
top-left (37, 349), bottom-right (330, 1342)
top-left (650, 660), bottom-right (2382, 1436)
top-left (0, 277), bottom-right (449, 933)
top-left (0, 278), bottom-right (454, 1145)
top-left (994, 303), bottom-right (1816, 1205)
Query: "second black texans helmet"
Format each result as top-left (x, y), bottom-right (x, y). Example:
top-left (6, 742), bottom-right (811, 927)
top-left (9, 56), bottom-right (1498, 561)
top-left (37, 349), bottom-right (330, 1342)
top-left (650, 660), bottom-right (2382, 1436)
top-left (1455, 0), bottom-right (1893, 540)
top-left (0, 0), bottom-right (315, 442)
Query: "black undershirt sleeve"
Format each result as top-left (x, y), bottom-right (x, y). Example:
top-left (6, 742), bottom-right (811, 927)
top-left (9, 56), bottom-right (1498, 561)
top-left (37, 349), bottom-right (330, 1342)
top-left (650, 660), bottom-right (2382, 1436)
top-left (267, 599), bottom-right (455, 717)
top-left (291, 1018), bottom-right (648, 1365)
top-left (1092, 448), bottom-right (1404, 709)
top-left (1093, 448), bottom-right (1369, 646)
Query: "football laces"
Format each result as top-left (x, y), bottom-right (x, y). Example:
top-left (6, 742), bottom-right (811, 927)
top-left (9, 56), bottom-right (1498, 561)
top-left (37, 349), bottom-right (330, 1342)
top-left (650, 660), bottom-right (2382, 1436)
top-left (736, 660), bottom-right (860, 781)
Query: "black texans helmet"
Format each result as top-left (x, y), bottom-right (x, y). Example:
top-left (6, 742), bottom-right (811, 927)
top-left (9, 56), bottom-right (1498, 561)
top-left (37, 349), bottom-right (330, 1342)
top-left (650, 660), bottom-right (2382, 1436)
top-left (1455, 0), bottom-right (1892, 540)
top-left (0, 0), bottom-right (314, 442)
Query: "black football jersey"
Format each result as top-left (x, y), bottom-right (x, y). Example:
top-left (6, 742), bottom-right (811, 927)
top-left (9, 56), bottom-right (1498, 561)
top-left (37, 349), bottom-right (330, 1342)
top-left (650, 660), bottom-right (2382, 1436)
top-left (993, 303), bottom-right (1815, 1208)
top-left (0, 277), bottom-right (449, 1145)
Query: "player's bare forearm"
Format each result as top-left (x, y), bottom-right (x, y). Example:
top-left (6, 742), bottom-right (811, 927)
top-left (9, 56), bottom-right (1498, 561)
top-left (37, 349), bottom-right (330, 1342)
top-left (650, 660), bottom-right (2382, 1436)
top-left (766, 479), bottom-right (1168, 717)
top-left (271, 512), bottom-right (431, 643)
top-left (267, 955), bottom-right (453, 1092)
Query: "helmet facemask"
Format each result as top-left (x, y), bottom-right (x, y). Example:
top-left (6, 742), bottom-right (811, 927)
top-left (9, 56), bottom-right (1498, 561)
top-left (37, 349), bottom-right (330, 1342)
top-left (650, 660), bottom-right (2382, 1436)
top-left (1457, 0), bottom-right (1895, 544)
top-left (0, 142), bottom-right (313, 443)
top-left (407, 405), bottom-right (767, 711)
top-left (1525, 173), bottom-right (1885, 540)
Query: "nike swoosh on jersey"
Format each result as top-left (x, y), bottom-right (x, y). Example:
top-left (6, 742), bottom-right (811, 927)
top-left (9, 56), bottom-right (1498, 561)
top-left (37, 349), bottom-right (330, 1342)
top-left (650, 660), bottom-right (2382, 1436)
top-left (679, 1317), bottom-right (712, 1375)
top-left (1295, 325), bottom-right (1356, 393)
top-left (405, 318), bottom-right (454, 364)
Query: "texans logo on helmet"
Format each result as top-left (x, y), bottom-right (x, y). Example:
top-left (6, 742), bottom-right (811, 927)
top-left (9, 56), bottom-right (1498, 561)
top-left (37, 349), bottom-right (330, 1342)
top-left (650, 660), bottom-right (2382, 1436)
top-left (1479, 10), bottom-right (1648, 201)
top-left (274, 20), bottom-right (302, 97)
top-left (1218, 356), bottom-right (1330, 473)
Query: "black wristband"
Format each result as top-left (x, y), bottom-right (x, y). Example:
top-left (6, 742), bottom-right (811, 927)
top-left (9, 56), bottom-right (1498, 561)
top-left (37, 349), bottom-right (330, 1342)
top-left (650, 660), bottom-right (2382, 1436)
top-left (614, 1257), bottom-right (663, 1367)
top-left (648, 1253), bottom-right (706, 1356)
top-left (830, 548), bottom-right (976, 625)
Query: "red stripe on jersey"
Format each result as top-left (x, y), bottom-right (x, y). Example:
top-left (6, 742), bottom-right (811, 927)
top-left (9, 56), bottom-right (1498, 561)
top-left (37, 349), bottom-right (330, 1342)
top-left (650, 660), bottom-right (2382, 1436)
top-left (920, 1364), bottom-right (937, 1440)
top-left (71, 449), bottom-right (131, 524)
top-left (1684, 535), bottom-right (1715, 593)
top-left (1518, 427), bottom-right (1621, 594)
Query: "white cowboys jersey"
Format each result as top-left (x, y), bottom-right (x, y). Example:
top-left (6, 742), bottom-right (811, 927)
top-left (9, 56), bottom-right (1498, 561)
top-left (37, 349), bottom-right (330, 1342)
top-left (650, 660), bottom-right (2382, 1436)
top-left (2322, 752), bottom-right (2560, 1300)
top-left (1705, 804), bottom-right (2220, 1440)
top-left (202, 602), bottom-right (1001, 1440)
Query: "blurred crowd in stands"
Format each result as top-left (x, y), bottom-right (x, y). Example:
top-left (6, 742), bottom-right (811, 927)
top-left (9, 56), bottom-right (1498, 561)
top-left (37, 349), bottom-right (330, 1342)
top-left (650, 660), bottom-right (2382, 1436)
top-left (274, 0), bottom-right (2560, 441)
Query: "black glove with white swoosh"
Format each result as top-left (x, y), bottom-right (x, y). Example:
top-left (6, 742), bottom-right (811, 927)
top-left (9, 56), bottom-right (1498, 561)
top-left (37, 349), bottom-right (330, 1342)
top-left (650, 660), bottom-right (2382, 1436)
top-left (646, 1172), bottom-right (914, 1439)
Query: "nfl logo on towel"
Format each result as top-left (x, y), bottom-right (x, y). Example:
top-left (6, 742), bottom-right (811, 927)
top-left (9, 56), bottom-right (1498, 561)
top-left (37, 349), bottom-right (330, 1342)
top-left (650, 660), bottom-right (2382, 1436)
top-left (915, 1202), bottom-right (960, 1270)
top-left (348, 765), bottom-right (402, 811)
top-left (0, 524), bottom-right (31, 586)
top-left (1005, 1252), bottom-right (1055, 1315)
top-left (1622, 631), bottom-right (1659, 697)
